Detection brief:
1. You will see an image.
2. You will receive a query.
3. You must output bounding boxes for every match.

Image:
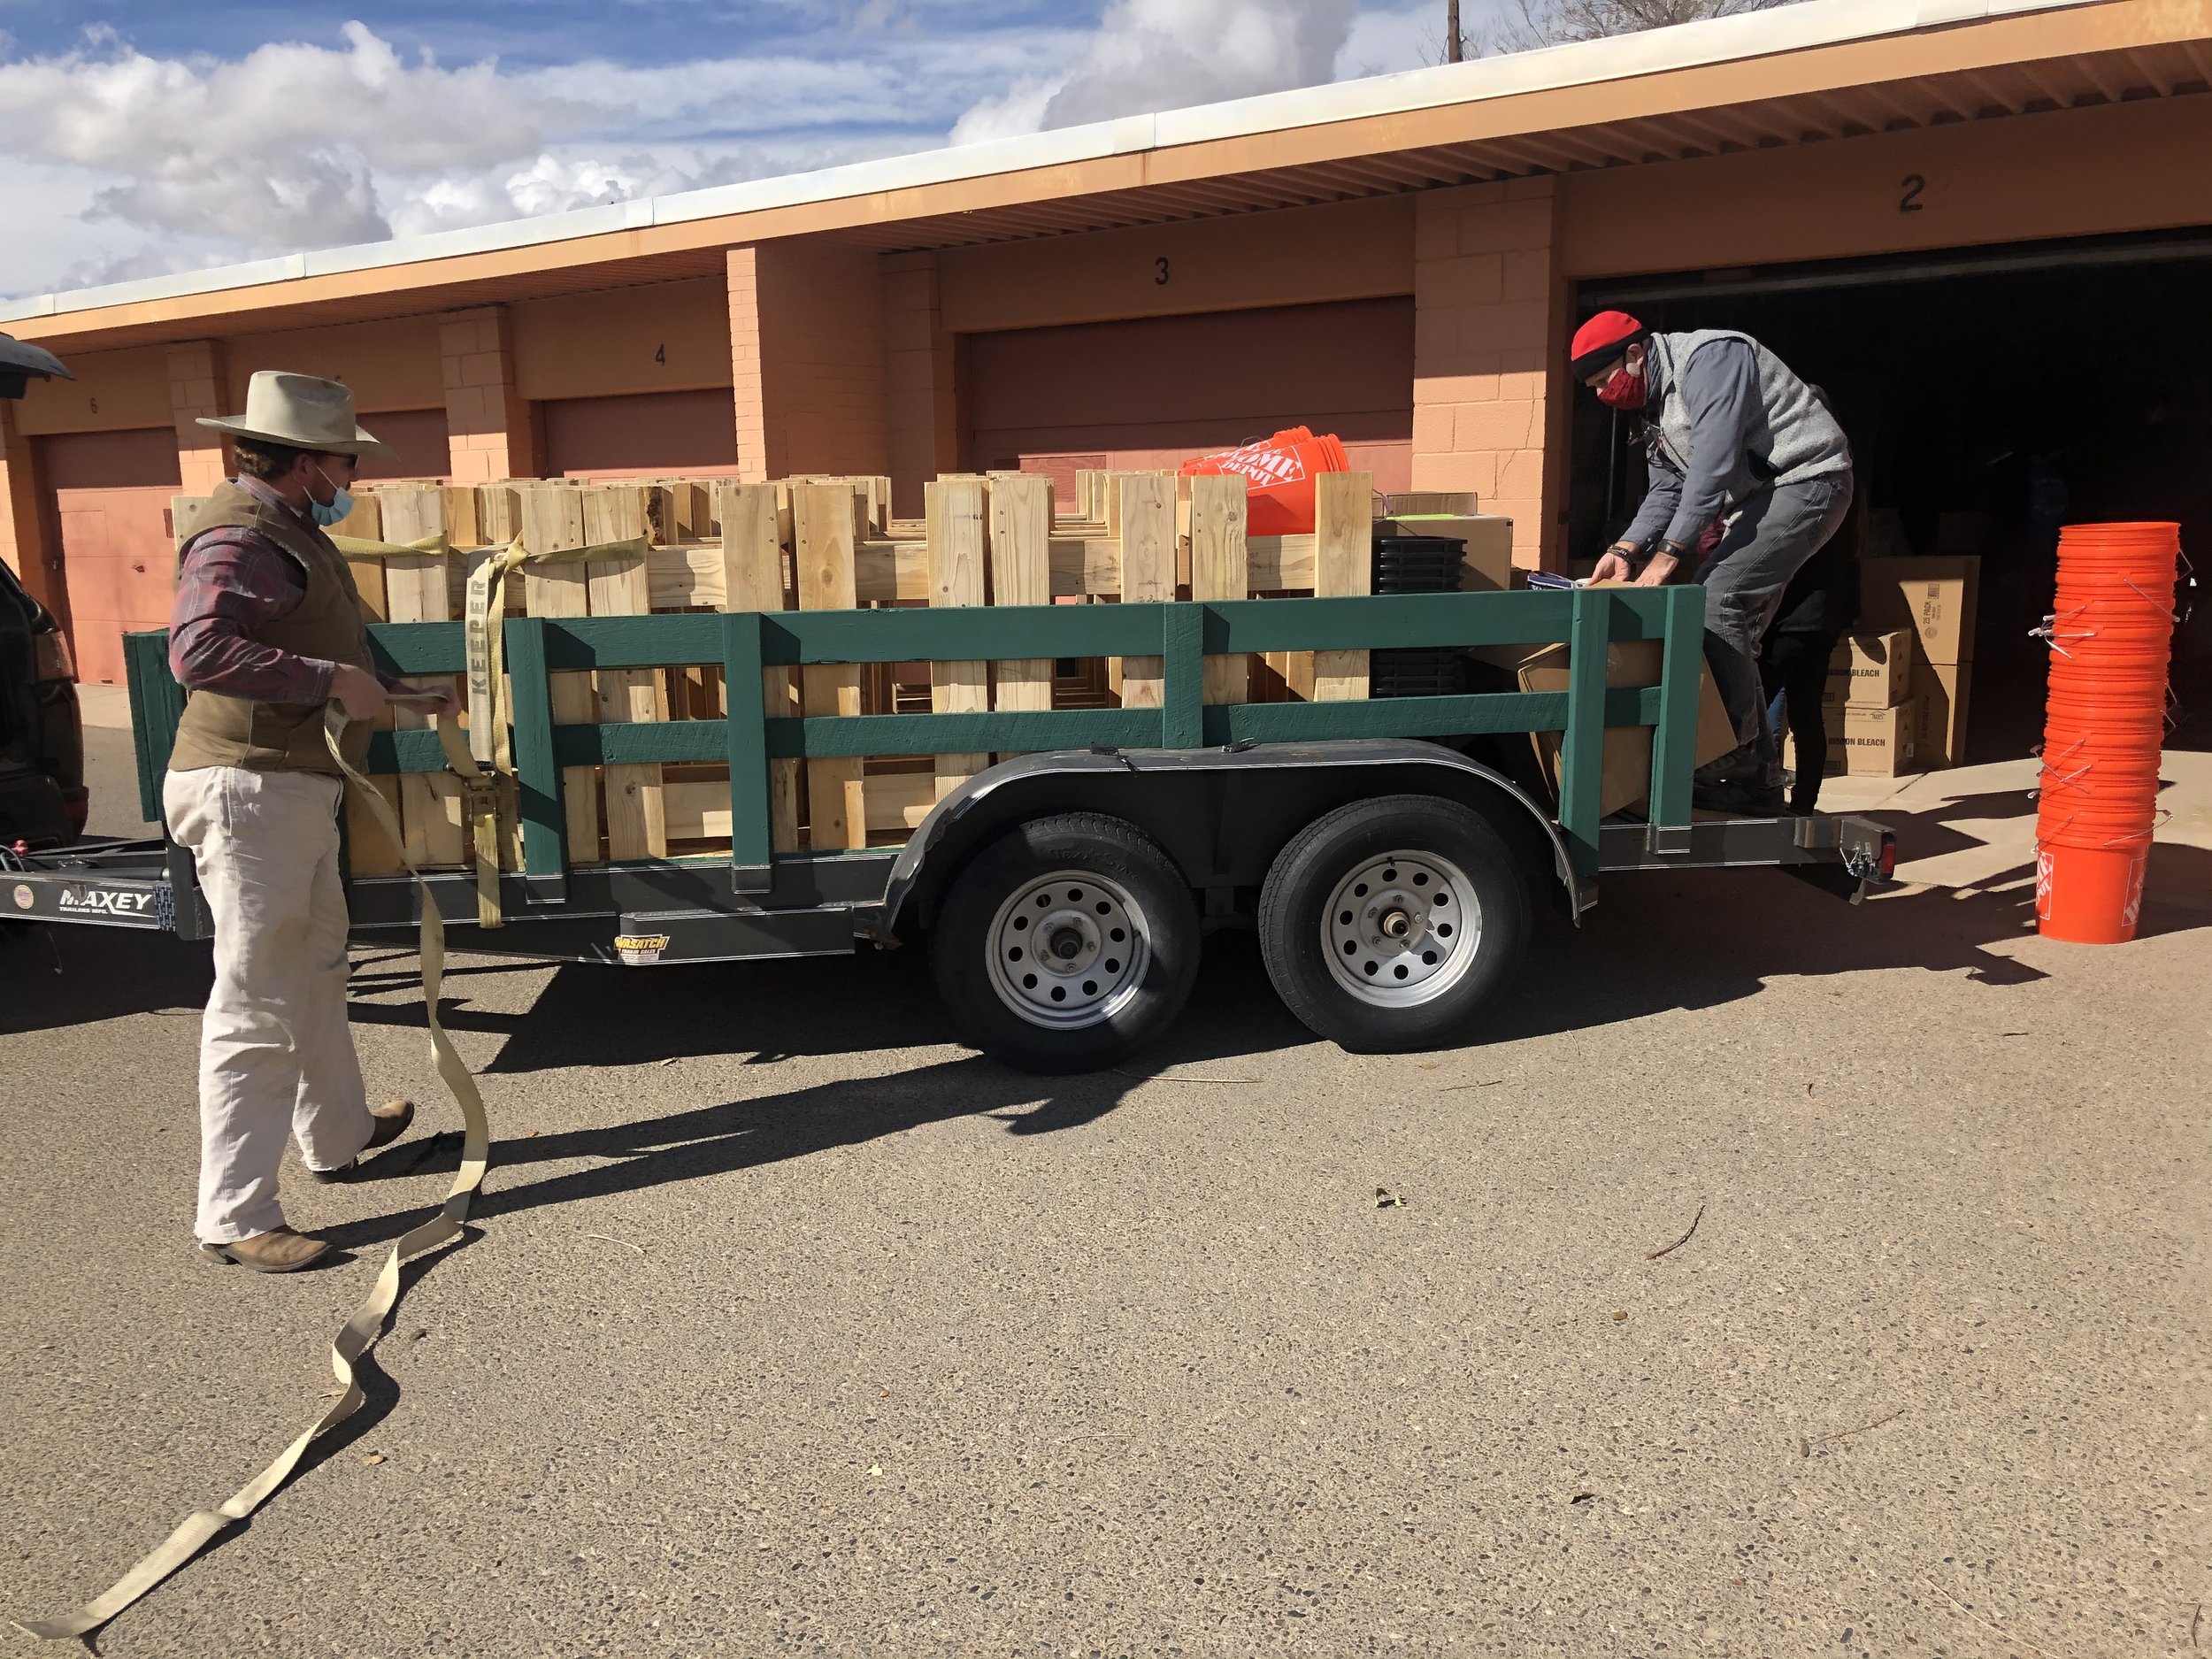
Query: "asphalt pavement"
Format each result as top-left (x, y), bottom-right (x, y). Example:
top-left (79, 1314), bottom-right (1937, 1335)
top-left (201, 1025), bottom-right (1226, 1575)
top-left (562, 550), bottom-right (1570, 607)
top-left (3, 750), bottom-right (2208, 1655)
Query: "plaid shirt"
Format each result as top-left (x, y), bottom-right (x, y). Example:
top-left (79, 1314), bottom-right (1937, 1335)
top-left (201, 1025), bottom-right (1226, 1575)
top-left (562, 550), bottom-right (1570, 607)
top-left (168, 476), bottom-right (383, 703)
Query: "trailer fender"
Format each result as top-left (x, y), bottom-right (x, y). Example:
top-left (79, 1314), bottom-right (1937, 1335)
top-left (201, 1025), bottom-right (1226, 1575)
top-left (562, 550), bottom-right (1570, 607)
top-left (873, 741), bottom-right (1583, 941)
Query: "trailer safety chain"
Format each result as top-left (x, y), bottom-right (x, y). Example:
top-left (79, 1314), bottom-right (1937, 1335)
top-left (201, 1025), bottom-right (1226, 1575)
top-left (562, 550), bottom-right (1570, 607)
top-left (12, 704), bottom-right (491, 1643)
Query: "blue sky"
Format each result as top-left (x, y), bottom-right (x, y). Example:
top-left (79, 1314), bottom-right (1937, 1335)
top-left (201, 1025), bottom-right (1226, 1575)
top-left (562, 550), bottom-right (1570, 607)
top-left (0, 1), bottom-right (1483, 300)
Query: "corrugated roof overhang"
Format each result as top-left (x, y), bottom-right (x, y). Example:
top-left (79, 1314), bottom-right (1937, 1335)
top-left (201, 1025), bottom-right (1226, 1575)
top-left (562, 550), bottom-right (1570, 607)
top-left (9, 0), bottom-right (2207, 351)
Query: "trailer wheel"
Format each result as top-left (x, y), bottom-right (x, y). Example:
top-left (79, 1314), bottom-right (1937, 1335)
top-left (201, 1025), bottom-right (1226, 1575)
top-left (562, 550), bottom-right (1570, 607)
top-left (931, 813), bottom-right (1201, 1074)
top-left (1258, 795), bottom-right (1528, 1053)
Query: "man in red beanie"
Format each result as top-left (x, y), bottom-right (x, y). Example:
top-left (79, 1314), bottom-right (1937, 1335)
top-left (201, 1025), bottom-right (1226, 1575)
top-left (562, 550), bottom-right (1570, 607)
top-left (1569, 310), bottom-right (1854, 814)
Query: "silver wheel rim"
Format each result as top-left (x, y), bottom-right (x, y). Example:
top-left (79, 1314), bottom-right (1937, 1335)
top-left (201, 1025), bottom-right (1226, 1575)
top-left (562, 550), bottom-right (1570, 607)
top-left (985, 871), bottom-right (1150, 1030)
top-left (1321, 849), bottom-right (1482, 1008)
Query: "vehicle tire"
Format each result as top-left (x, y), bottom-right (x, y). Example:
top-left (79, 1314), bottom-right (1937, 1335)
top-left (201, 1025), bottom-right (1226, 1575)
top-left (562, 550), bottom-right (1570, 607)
top-left (931, 812), bottom-right (1202, 1074)
top-left (1258, 794), bottom-right (1529, 1053)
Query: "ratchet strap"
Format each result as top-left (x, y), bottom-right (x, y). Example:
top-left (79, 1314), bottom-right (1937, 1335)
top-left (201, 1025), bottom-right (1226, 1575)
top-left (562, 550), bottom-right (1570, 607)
top-left (13, 704), bottom-right (490, 1643)
top-left (334, 529), bottom-right (648, 929)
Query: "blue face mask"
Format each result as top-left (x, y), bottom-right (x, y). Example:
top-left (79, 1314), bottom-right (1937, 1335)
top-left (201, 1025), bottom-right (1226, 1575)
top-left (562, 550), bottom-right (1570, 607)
top-left (309, 462), bottom-right (354, 528)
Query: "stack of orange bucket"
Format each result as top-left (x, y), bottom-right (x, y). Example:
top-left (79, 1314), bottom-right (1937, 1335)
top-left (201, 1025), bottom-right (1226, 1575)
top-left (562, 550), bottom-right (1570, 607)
top-left (2034, 521), bottom-right (2183, 942)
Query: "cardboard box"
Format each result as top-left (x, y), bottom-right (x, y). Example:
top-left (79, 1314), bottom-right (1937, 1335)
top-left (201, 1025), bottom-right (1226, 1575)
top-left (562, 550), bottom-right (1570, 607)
top-left (1858, 556), bottom-right (1981, 665)
top-left (1914, 660), bottom-right (1973, 769)
top-left (1380, 513), bottom-right (1517, 594)
top-left (1472, 629), bottom-right (1737, 818)
top-left (1381, 491), bottom-right (1481, 518)
top-left (1818, 698), bottom-right (1920, 778)
top-left (1822, 629), bottom-right (1914, 710)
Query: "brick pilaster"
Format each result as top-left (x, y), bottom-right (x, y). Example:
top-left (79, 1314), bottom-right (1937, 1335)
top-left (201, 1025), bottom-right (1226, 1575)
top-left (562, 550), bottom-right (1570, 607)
top-left (0, 402), bottom-right (59, 618)
top-left (440, 305), bottom-right (535, 483)
top-left (880, 251), bottom-right (957, 518)
top-left (726, 242), bottom-right (888, 487)
top-left (167, 340), bottom-right (230, 495)
top-left (1411, 180), bottom-right (1567, 570)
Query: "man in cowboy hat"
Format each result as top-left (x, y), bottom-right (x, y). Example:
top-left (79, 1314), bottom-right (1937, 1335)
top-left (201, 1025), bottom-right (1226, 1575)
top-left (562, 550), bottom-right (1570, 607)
top-left (1569, 311), bottom-right (1855, 815)
top-left (165, 371), bottom-right (454, 1272)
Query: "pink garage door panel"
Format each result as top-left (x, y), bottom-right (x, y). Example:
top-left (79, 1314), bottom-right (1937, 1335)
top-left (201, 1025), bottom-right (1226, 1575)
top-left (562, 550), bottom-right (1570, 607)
top-left (356, 407), bottom-right (452, 481)
top-left (543, 388), bottom-right (740, 478)
top-left (43, 426), bottom-right (183, 687)
top-left (968, 297), bottom-right (1415, 495)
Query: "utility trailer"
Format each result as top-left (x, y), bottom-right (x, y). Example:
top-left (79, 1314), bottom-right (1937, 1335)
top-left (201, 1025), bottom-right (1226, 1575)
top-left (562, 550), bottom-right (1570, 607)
top-left (5, 584), bottom-right (1893, 1071)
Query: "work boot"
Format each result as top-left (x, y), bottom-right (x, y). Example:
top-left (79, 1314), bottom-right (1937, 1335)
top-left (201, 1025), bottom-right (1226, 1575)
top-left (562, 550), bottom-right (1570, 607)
top-left (306, 1098), bottom-right (416, 1185)
top-left (199, 1227), bottom-right (333, 1273)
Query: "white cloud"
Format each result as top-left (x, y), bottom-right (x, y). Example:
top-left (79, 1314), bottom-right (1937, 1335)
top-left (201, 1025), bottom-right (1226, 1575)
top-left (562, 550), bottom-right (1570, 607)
top-left (0, 4), bottom-right (1475, 300)
top-left (955, 0), bottom-right (1363, 140)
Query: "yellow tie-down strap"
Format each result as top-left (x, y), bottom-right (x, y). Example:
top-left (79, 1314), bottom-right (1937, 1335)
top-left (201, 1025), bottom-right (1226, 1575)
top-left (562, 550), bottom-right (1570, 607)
top-left (12, 706), bottom-right (491, 1643)
top-left (337, 531), bottom-right (649, 930)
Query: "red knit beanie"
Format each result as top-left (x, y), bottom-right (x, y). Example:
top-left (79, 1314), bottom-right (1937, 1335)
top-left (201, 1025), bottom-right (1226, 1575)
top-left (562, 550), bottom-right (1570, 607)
top-left (1570, 311), bottom-right (1647, 380)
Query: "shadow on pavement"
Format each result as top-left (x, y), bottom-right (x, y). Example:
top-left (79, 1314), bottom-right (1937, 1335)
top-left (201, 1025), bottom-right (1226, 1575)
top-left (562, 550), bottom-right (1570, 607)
top-left (0, 924), bottom-right (211, 1034)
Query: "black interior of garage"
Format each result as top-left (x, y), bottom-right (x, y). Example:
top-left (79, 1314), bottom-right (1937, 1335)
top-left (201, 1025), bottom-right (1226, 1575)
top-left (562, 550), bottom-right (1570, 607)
top-left (1572, 231), bottom-right (2212, 764)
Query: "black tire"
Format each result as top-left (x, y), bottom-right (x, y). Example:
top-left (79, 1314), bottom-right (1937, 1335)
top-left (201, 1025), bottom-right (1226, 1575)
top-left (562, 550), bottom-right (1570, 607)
top-left (931, 812), bottom-right (1202, 1074)
top-left (1258, 794), bottom-right (1529, 1053)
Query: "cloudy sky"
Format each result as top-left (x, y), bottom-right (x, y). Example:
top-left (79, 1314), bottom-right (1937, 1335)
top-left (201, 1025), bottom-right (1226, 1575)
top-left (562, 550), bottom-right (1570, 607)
top-left (0, 0), bottom-right (1511, 301)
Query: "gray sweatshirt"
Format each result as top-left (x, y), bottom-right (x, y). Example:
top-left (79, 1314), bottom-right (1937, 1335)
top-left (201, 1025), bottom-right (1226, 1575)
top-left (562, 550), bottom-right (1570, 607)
top-left (1622, 329), bottom-right (1851, 554)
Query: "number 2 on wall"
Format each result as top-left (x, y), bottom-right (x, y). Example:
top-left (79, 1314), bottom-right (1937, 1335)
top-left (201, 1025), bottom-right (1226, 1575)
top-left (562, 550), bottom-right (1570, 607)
top-left (1899, 174), bottom-right (1926, 214)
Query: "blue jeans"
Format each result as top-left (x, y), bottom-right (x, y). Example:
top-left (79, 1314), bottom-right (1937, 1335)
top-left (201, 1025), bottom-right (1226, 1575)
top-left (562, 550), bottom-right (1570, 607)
top-left (1694, 473), bottom-right (1855, 786)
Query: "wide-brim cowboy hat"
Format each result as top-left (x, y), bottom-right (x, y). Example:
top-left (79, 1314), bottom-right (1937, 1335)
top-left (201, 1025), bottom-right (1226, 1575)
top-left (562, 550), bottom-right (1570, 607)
top-left (196, 369), bottom-right (388, 455)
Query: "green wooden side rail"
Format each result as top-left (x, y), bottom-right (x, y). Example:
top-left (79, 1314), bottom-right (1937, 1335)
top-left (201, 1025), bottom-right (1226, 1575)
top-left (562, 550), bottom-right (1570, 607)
top-left (125, 585), bottom-right (1709, 884)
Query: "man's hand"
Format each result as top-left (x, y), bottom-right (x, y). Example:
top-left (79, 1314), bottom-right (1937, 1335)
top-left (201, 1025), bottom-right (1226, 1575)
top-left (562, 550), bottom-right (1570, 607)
top-left (1633, 549), bottom-right (1681, 588)
top-left (396, 681), bottom-right (461, 718)
top-left (1592, 543), bottom-right (1638, 584)
top-left (329, 663), bottom-right (388, 722)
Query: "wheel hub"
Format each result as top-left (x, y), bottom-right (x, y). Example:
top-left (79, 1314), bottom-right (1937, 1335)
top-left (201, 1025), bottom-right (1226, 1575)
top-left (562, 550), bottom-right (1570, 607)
top-left (1322, 851), bottom-right (1481, 1007)
top-left (986, 873), bottom-right (1148, 1029)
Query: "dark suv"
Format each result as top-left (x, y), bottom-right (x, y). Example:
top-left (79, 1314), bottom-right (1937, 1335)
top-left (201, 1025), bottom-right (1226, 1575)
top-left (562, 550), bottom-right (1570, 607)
top-left (0, 557), bottom-right (85, 848)
top-left (0, 330), bottom-right (83, 849)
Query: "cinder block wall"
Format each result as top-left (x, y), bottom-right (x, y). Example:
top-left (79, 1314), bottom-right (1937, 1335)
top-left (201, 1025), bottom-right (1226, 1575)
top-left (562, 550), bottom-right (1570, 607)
top-left (731, 242), bottom-right (890, 483)
top-left (881, 252), bottom-right (958, 518)
top-left (1410, 180), bottom-right (1565, 569)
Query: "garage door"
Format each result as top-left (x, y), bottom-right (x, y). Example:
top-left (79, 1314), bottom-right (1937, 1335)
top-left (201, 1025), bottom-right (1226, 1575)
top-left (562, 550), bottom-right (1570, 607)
top-left (542, 388), bottom-right (740, 478)
top-left (967, 297), bottom-right (1415, 501)
top-left (356, 407), bottom-right (452, 481)
top-left (42, 427), bottom-right (182, 687)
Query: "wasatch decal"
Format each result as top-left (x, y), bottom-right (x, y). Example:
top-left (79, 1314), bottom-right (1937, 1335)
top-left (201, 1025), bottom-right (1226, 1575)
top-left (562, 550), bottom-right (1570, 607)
top-left (613, 933), bottom-right (670, 966)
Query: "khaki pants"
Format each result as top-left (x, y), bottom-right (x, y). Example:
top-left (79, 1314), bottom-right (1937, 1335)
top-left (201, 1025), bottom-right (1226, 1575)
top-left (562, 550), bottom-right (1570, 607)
top-left (164, 765), bottom-right (373, 1244)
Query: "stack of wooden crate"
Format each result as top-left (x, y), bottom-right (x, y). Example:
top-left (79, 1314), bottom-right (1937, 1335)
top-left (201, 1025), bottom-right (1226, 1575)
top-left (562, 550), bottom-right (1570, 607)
top-left (171, 467), bottom-right (1390, 875)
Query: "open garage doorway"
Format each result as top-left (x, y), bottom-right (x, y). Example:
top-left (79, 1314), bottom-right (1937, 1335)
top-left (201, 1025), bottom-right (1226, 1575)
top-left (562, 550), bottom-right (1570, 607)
top-left (1572, 231), bottom-right (2212, 769)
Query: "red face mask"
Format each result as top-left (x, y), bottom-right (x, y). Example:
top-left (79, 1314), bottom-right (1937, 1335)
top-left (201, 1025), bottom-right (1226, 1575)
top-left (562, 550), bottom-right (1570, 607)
top-left (1594, 360), bottom-right (1647, 410)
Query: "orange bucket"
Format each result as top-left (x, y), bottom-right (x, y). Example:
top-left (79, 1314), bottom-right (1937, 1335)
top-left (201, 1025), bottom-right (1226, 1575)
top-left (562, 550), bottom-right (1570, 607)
top-left (2035, 841), bottom-right (2149, 943)
top-left (1179, 427), bottom-right (1352, 536)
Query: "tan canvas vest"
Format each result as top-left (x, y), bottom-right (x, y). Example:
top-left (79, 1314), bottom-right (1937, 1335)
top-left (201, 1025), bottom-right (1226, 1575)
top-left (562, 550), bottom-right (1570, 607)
top-left (167, 480), bottom-right (376, 776)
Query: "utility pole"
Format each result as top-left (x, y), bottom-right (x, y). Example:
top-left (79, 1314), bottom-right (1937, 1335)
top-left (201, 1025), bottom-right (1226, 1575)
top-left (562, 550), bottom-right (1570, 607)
top-left (1447, 0), bottom-right (1463, 61)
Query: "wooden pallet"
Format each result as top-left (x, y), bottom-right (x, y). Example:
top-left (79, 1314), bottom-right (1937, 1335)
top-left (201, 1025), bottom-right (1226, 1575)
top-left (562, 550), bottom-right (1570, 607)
top-left (175, 466), bottom-right (1397, 872)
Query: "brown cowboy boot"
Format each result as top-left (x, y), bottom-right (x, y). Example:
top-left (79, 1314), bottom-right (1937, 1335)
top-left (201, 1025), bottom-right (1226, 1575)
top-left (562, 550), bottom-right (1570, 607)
top-left (200, 1226), bottom-right (333, 1273)
top-left (307, 1098), bottom-right (416, 1185)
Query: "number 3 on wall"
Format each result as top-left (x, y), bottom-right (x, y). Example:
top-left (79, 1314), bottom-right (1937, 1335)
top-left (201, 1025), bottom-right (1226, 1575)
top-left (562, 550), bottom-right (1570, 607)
top-left (1899, 174), bottom-right (1926, 214)
top-left (1154, 257), bottom-right (1170, 286)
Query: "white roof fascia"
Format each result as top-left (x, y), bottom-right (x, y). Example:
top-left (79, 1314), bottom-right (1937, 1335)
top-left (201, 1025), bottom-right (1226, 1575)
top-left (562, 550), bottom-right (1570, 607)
top-left (0, 0), bottom-right (2108, 327)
